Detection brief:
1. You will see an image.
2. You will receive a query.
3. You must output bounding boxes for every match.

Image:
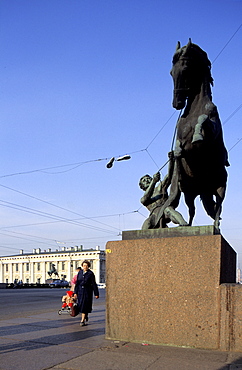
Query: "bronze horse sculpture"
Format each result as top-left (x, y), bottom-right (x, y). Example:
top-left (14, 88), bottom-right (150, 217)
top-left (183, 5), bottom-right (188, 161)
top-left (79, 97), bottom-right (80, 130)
top-left (47, 263), bottom-right (59, 278)
top-left (157, 40), bottom-right (229, 229)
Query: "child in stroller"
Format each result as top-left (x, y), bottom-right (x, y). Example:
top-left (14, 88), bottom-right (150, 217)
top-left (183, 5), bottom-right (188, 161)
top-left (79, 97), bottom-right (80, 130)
top-left (58, 290), bottom-right (76, 315)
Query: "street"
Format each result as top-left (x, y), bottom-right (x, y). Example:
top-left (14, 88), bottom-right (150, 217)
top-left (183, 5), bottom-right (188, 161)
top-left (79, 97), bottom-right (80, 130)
top-left (1, 288), bottom-right (242, 370)
top-left (0, 288), bottom-right (106, 370)
top-left (0, 288), bottom-right (105, 320)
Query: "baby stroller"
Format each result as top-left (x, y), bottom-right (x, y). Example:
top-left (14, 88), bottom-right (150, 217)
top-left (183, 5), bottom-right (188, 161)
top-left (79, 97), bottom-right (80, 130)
top-left (58, 290), bottom-right (76, 315)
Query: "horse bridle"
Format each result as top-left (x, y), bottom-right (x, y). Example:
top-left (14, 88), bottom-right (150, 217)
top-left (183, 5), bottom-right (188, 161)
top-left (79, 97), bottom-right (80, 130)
top-left (173, 88), bottom-right (190, 92)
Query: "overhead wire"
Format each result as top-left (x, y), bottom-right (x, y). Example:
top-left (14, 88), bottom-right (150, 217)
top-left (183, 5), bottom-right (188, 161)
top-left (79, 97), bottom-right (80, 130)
top-left (223, 103), bottom-right (242, 126)
top-left (0, 183), bottom-right (121, 232)
top-left (0, 198), bottom-right (143, 247)
top-left (0, 199), bottom-right (119, 235)
top-left (0, 99), bottom-right (240, 182)
top-left (0, 158), bottom-right (107, 179)
top-left (228, 138), bottom-right (242, 152)
top-left (0, 23), bottom-right (240, 182)
top-left (0, 245), bottom-right (29, 253)
top-left (0, 209), bottom-right (140, 230)
top-left (211, 23), bottom-right (242, 64)
top-left (0, 231), bottom-right (55, 248)
top-left (0, 105), bottom-right (240, 245)
top-left (0, 24), bottom-right (241, 252)
top-left (145, 111), bottom-right (176, 149)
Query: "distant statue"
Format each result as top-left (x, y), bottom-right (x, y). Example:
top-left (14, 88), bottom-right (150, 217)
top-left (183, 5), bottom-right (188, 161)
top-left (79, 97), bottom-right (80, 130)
top-left (47, 263), bottom-right (59, 278)
top-left (160, 39), bottom-right (229, 229)
top-left (139, 151), bottom-right (188, 229)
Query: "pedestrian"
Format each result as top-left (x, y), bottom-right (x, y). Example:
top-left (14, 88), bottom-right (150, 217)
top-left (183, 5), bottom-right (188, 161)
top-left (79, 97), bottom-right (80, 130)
top-left (70, 266), bottom-right (82, 291)
top-left (74, 260), bottom-right (99, 326)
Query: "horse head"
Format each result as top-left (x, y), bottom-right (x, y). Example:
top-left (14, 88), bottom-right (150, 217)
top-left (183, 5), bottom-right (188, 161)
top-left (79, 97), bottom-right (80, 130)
top-left (170, 39), bottom-right (213, 110)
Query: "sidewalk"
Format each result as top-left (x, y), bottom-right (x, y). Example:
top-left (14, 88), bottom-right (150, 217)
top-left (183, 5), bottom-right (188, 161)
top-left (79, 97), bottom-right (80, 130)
top-left (47, 339), bottom-right (242, 370)
top-left (1, 299), bottom-right (242, 370)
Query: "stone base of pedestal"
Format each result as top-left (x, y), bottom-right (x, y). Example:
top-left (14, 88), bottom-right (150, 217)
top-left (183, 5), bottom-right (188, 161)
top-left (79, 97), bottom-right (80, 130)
top-left (105, 227), bottom-right (238, 350)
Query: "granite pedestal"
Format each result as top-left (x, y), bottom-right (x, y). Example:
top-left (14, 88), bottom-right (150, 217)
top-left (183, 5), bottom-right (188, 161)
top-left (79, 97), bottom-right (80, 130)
top-left (105, 226), bottom-right (239, 350)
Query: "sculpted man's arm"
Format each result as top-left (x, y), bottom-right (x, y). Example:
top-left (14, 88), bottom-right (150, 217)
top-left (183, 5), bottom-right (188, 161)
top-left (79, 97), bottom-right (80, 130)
top-left (160, 151), bottom-right (175, 192)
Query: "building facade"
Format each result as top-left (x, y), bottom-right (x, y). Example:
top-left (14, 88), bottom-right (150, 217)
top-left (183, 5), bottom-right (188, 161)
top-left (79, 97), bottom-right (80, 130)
top-left (0, 246), bottom-right (105, 284)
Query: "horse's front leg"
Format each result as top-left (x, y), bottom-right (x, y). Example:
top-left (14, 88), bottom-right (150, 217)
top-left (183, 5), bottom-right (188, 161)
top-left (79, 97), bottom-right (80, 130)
top-left (184, 193), bottom-right (196, 226)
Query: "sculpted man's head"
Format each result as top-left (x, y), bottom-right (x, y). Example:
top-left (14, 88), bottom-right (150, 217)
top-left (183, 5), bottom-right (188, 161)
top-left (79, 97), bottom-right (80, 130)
top-left (139, 175), bottom-right (152, 191)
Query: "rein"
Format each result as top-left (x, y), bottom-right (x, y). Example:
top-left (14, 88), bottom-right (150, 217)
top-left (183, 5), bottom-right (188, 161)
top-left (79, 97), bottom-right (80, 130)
top-left (171, 109), bottom-right (182, 151)
top-left (157, 109), bottom-right (183, 173)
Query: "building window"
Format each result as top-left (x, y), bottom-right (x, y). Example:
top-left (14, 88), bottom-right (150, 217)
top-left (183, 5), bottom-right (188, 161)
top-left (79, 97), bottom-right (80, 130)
top-left (89, 260), bottom-right (93, 269)
top-left (5, 264), bottom-right (8, 272)
top-left (100, 260), bottom-right (105, 270)
top-left (62, 262), bottom-right (65, 270)
top-left (37, 278), bottom-right (41, 284)
top-left (26, 278), bottom-right (29, 284)
top-left (6, 279), bottom-right (8, 284)
top-left (37, 263), bottom-right (40, 271)
top-left (26, 263), bottom-right (29, 272)
top-left (16, 263), bottom-right (18, 272)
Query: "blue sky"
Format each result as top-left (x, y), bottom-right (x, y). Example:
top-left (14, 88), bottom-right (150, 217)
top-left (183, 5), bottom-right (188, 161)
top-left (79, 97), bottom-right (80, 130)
top-left (0, 1), bottom-right (242, 264)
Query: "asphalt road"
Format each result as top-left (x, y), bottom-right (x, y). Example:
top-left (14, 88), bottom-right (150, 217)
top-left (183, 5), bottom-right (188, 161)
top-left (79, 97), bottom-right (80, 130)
top-left (1, 288), bottom-right (242, 370)
top-left (0, 288), bottom-right (106, 320)
top-left (0, 288), bottom-right (106, 370)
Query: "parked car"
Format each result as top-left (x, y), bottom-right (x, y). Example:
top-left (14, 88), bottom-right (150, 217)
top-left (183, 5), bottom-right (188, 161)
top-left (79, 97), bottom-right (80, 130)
top-left (49, 280), bottom-right (70, 288)
top-left (97, 283), bottom-right (106, 289)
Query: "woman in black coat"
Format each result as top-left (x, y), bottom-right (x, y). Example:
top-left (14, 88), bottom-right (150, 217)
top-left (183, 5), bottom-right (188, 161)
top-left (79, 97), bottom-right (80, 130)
top-left (74, 260), bottom-right (99, 326)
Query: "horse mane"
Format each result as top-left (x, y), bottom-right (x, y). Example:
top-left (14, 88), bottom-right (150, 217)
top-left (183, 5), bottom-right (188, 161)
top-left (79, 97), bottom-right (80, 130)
top-left (172, 41), bottom-right (214, 87)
